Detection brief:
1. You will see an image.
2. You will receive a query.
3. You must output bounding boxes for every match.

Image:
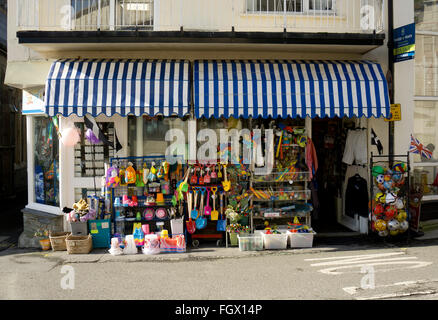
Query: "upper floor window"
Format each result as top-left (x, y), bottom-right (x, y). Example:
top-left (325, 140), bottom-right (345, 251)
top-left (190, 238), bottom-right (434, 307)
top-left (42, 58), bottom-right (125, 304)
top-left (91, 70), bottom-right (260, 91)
top-left (246, 0), bottom-right (334, 13)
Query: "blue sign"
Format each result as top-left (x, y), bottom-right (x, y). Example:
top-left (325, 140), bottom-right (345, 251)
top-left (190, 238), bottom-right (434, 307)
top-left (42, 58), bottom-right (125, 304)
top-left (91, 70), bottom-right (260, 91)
top-left (393, 23), bottom-right (415, 63)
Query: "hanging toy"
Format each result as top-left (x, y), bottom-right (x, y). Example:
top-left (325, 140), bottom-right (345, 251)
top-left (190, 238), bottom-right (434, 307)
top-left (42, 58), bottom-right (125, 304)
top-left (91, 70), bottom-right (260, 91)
top-left (106, 166), bottom-right (120, 188)
top-left (126, 162), bottom-right (136, 184)
top-left (143, 162), bottom-right (150, 184)
top-left (148, 162), bottom-right (157, 182)
top-left (136, 166), bottom-right (145, 187)
top-left (119, 166), bottom-right (128, 186)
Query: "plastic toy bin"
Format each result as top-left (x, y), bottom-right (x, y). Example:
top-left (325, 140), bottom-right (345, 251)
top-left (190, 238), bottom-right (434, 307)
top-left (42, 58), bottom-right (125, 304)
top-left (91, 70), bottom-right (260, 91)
top-left (287, 231), bottom-right (316, 248)
top-left (238, 234), bottom-right (263, 251)
top-left (88, 219), bottom-right (111, 248)
top-left (261, 232), bottom-right (288, 250)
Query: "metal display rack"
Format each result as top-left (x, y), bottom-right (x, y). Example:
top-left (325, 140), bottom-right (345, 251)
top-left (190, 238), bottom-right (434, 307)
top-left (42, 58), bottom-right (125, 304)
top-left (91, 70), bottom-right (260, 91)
top-left (369, 152), bottom-right (411, 242)
top-left (249, 127), bottom-right (313, 232)
top-left (109, 155), bottom-right (185, 238)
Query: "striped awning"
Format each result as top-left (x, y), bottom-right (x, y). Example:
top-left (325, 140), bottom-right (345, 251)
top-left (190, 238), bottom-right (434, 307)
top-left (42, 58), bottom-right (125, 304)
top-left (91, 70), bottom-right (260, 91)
top-left (45, 59), bottom-right (191, 117)
top-left (194, 60), bottom-right (390, 119)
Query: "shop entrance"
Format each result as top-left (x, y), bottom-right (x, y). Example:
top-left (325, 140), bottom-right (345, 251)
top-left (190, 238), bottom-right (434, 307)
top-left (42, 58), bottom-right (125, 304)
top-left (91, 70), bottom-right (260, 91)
top-left (311, 117), bottom-right (361, 234)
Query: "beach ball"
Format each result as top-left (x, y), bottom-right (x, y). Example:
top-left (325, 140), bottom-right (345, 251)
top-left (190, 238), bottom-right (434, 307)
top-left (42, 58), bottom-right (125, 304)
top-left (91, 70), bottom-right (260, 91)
top-left (378, 230), bottom-right (389, 237)
top-left (375, 219), bottom-right (387, 232)
top-left (375, 193), bottom-right (386, 204)
top-left (385, 207), bottom-right (397, 220)
top-left (386, 192), bottom-right (397, 204)
top-left (387, 219), bottom-right (400, 231)
top-left (397, 210), bottom-right (407, 222)
top-left (399, 220), bottom-right (409, 233)
top-left (394, 198), bottom-right (404, 210)
top-left (376, 174), bottom-right (385, 184)
top-left (383, 180), bottom-right (393, 191)
top-left (372, 166), bottom-right (385, 177)
top-left (393, 162), bottom-right (407, 173)
top-left (373, 203), bottom-right (385, 215)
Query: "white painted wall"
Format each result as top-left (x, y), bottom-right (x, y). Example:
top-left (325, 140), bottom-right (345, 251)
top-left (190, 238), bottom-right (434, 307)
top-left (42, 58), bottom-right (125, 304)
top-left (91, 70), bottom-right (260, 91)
top-left (393, 0), bottom-right (415, 157)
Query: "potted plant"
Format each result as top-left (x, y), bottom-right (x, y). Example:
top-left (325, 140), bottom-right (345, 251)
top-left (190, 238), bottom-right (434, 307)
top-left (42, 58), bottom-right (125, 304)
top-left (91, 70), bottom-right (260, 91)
top-left (34, 228), bottom-right (51, 251)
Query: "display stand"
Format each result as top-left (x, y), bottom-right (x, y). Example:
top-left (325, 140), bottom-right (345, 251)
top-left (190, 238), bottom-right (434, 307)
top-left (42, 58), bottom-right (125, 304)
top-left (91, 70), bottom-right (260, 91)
top-left (109, 155), bottom-right (185, 241)
top-left (370, 152), bottom-right (411, 243)
top-left (249, 126), bottom-right (313, 232)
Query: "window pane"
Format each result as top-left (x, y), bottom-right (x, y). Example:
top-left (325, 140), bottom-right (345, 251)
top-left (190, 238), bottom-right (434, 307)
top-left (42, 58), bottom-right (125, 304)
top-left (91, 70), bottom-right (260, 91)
top-left (414, 101), bottom-right (438, 163)
top-left (309, 0), bottom-right (333, 10)
top-left (247, 0), bottom-right (303, 12)
top-left (74, 122), bottom-right (115, 177)
top-left (412, 167), bottom-right (438, 196)
top-left (34, 117), bottom-right (59, 207)
top-left (415, 35), bottom-right (438, 97)
top-left (128, 116), bottom-right (188, 160)
top-left (415, 0), bottom-right (438, 32)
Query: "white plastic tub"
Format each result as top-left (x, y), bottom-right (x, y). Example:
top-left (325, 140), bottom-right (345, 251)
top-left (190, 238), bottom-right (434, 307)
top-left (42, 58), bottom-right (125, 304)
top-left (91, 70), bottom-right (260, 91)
top-left (238, 234), bottom-right (263, 251)
top-left (287, 231), bottom-right (315, 248)
top-left (261, 232), bottom-right (288, 250)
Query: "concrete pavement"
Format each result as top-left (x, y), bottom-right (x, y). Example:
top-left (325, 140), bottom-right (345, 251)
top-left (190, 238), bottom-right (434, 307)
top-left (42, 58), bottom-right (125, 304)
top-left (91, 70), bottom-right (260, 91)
top-left (1, 238), bottom-right (438, 300)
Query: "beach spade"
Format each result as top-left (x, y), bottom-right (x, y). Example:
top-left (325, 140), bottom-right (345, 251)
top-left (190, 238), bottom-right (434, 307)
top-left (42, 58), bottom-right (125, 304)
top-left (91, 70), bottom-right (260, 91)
top-left (178, 168), bottom-right (190, 193)
top-left (186, 191), bottom-right (196, 234)
top-left (211, 187), bottom-right (219, 220)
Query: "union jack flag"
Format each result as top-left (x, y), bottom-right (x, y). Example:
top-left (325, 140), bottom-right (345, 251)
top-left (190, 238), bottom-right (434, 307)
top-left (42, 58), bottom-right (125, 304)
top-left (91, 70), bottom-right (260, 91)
top-left (409, 135), bottom-right (433, 159)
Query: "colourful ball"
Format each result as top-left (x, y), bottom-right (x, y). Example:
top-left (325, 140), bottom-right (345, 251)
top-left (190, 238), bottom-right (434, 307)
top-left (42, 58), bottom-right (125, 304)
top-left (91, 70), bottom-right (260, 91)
top-left (373, 204), bottom-right (385, 215)
top-left (387, 219), bottom-right (400, 231)
top-left (399, 220), bottom-right (409, 232)
top-left (376, 174), bottom-right (385, 184)
top-left (393, 162), bottom-right (407, 173)
top-left (397, 210), bottom-right (407, 222)
top-left (385, 207), bottom-right (397, 220)
top-left (390, 229), bottom-right (399, 236)
top-left (378, 230), bottom-right (389, 237)
top-left (375, 193), bottom-right (386, 204)
top-left (375, 219), bottom-right (387, 232)
top-left (372, 166), bottom-right (385, 177)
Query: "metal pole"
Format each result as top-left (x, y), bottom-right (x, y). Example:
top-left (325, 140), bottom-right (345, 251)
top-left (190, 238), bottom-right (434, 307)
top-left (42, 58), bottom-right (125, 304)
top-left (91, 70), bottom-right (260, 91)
top-left (388, 0), bottom-right (395, 166)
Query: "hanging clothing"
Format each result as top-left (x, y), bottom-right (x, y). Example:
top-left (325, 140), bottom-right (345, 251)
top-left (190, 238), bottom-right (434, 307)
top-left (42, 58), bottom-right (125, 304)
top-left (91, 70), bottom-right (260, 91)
top-left (345, 174), bottom-right (369, 218)
top-left (342, 129), bottom-right (367, 165)
top-left (306, 137), bottom-right (319, 180)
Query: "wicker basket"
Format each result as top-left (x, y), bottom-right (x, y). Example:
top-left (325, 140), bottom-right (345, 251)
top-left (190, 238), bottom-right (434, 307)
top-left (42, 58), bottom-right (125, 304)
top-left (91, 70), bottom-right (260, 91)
top-left (49, 232), bottom-right (71, 251)
top-left (66, 234), bottom-right (93, 254)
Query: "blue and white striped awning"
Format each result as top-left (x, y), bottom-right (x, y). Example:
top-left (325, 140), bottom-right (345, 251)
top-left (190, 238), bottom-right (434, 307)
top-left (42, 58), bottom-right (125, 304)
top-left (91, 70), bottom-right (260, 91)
top-left (45, 59), bottom-right (191, 117)
top-left (194, 60), bottom-right (390, 119)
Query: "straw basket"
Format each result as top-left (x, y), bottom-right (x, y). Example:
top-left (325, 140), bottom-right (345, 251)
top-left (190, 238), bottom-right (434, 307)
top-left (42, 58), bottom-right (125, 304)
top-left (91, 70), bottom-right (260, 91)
top-left (49, 232), bottom-right (71, 251)
top-left (66, 234), bottom-right (93, 254)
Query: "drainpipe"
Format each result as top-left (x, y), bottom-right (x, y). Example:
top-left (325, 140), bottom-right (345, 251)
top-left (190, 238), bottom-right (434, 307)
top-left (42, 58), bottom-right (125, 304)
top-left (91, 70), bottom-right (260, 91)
top-left (388, 0), bottom-right (395, 164)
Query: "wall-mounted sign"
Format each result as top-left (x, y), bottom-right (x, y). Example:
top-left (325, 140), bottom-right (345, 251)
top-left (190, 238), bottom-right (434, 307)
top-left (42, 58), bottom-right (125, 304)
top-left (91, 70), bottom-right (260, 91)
top-left (393, 23), bottom-right (415, 63)
top-left (384, 104), bottom-right (402, 122)
top-left (22, 88), bottom-right (45, 115)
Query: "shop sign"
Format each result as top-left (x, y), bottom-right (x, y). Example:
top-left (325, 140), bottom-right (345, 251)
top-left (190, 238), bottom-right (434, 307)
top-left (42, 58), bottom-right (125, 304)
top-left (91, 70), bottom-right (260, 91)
top-left (384, 104), bottom-right (402, 122)
top-left (393, 23), bottom-right (415, 63)
top-left (22, 88), bottom-right (45, 115)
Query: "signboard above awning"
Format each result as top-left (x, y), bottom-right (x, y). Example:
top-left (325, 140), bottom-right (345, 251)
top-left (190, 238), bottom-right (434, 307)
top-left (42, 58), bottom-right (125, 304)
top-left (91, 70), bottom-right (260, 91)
top-left (44, 59), bottom-right (191, 117)
top-left (194, 60), bottom-right (390, 119)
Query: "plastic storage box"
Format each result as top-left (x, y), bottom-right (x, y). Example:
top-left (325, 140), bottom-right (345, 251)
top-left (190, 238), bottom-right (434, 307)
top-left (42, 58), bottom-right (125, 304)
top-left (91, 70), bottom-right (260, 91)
top-left (238, 234), bottom-right (264, 251)
top-left (287, 231), bottom-right (316, 248)
top-left (261, 232), bottom-right (288, 250)
top-left (70, 221), bottom-right (88, 236)
top-left (88, 219), bottom-right (111, 248)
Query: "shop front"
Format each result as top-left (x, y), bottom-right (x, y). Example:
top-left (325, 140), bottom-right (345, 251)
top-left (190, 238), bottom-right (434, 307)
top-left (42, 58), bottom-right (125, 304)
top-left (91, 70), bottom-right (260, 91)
top-left (29, 58), bottom-right (395, 253)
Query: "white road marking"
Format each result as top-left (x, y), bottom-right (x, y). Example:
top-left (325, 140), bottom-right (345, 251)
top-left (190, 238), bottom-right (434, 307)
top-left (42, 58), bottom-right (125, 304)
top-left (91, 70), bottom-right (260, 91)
top-left (305, 252), bottom-right (433, 275)
top-left (343, 278), bottom-right (438, 295)
top-left (356, 290), bottom-right (437, 300)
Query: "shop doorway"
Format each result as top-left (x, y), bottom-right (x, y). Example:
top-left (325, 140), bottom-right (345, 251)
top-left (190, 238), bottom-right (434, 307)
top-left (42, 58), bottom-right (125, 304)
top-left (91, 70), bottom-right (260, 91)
top-left (311, 117), bottom-right (361, 234)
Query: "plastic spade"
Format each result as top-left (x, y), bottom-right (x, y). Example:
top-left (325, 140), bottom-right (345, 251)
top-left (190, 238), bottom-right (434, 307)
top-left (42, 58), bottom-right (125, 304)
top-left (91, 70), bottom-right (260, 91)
top-left (204, 188), bottom-right (212, 216)
top-left (211, 187), bottom-right (219, 220)
top-left (196, 188), bottom-right (207, 230)
top-left (204, 166), bottom-right (211, 184)
top-left (186, 191), bottom-right (196, 234)
top-left (190, 188), bottom-right (199, 220)
top-left (222, 164), bottom-right (231, 192)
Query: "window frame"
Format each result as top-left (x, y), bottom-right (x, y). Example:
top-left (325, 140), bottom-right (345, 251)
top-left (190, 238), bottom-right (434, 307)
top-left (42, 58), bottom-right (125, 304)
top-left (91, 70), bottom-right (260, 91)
top-left (245, 0), bottom-right (336, 15)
